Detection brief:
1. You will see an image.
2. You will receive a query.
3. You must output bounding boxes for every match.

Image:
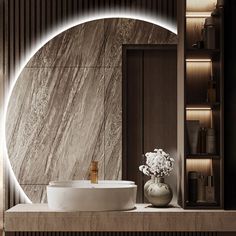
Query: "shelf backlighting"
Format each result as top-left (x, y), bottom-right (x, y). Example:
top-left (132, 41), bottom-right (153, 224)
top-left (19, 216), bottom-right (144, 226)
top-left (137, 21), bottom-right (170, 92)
top-left (186, 12), bottom-right (212, 18)
top-left (186, 107), bottom-right (211, 110)
top-left (186, 59), bottom-right (211, 62)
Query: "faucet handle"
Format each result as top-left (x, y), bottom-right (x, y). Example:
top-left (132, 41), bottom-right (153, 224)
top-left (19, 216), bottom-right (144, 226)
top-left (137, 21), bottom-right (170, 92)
top-left (90, 161), bottom-right (98, 171)
top-left (90, 161), bottom-right (98, 184)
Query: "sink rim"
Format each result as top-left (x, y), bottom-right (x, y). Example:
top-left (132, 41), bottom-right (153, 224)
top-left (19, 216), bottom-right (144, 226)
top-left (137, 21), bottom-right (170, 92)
top-left (49, 180), bottom-right (136, 187)
top-left (47, 180), bottom-right (137, 189)
top-left (47, 180), bottom-right (137, 211)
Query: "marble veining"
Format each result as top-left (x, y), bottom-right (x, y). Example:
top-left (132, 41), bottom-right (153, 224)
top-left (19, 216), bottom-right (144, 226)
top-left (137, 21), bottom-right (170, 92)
top-left (6, 204), bottom-right (236, 232)
top-left (104, 67), bottom-right (122, 180)
top-left (6, 18), bottom-right (177, 202)
top-left (21, 185), bottom-right (47, 203)
top-left (27, 20), bottom-right (105, 68)
top-left (6, 67), bottom-right (104, 185)
top-left (104, 18), bottom-right (177, 67)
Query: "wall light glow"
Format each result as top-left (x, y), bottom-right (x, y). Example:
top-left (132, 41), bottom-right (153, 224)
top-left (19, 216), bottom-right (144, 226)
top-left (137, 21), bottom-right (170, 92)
top-left (186, 12), bottom-right (212, 18)
top-left (186, 109), bottom-right (212, 128)
top-left (3, 10), bottom-right (177, 203)
top-left (186, 59), bottom-right (212, 62)
top-left (186, 159), bottom-right (213, 176)
top-left (186, 107), bottom-right (212, 110)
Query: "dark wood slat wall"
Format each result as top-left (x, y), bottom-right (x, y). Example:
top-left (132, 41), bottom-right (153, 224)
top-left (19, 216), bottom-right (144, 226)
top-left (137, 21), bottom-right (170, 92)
top-left (2, 0), bottom-right (176, 80)
top-left (0, 0), bottom-right (176, 210)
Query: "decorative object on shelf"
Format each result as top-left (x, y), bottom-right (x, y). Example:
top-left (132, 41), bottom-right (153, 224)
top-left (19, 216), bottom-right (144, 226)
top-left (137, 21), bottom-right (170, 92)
top-left (206, 128), bottom-right (216, 154)
top-left (217, 0), bottom-right (224, 8)
top-left (192, 40), bottom-right (204, 49)
top-left (207, 77), bottom-right (217, 103)
top-left (203, 17), bottom-right (217, 49)
top-left (139, 148), bottom-right (174, 207)
top-left (211, 0), bottom-right (224, 17)
top-left (207, 66), bottom-right (217, 103)
top-left (188, 171), bottom-right (198, 203)
top-left (197, 173), bottom-right (206, 203)
top-left (186, 120), bottom-right (200, 154)
top-left (183, 0), bottom-right (223, 209)
top-left (199, 127), bottom-right (207, 153)
top-left (206, 175), bottom-right (216, 203)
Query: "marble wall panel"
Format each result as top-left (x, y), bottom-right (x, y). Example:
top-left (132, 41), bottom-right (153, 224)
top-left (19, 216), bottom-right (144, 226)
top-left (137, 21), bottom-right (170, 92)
top-left (6, 67), bottom-right (104, 187)
top-left (27, 20), bottom-right (105, 68)
top-left (104, 18), bottom-right (177, 67)
top-left (104, 67), bottom-right (122, 180)
top-left (21, 185), bottom-right (47, 203)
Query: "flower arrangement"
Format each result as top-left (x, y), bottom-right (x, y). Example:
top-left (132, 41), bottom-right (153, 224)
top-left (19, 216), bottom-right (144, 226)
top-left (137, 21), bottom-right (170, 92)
top-left (139, 148), bottom-right (174, 177)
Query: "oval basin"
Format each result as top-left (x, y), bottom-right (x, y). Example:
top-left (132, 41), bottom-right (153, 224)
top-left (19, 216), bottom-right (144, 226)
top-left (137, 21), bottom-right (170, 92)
top-left (47, 180), bottom-right (137, 211)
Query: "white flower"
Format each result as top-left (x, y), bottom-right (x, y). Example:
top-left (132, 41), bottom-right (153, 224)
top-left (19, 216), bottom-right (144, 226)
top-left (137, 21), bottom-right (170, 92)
top-left (139, 165), bottom-right (151, 176)
top-left (139, 148), bottom-right (174, 177)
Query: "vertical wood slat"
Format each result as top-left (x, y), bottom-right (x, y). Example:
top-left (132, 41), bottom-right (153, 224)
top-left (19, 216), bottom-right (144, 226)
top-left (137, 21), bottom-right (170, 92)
top-left (20, 0), bottom-right (25, 61)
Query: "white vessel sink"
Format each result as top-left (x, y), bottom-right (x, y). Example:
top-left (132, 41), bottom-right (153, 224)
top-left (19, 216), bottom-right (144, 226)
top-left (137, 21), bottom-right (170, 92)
top-left (47, 180), bottom-right (137, 211)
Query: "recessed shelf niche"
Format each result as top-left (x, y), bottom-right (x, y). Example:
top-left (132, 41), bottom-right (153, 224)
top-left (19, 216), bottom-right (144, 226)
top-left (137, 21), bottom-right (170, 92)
top-left (177, 0), bottom-right (224, 209)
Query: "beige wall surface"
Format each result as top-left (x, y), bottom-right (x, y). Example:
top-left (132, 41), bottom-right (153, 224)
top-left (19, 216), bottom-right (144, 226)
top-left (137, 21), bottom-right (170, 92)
top-left (5, 18), bottom-right (177, 203)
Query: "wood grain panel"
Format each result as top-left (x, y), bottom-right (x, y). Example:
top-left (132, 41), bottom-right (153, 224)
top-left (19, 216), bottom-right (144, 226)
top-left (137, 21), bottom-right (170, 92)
top-left (123, 49), bottom-right (143, 202)
top-left (177, 0), bottom-right (186, 208)
top-left (123, 46), bottom-right (177, 203)
top-left (143, 47), bottom-right (177, 204)
top-left (4, 204), bottom-right (236, 233)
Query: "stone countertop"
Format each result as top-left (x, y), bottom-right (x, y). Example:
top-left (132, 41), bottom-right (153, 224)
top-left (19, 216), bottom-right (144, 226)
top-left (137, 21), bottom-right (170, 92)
top-left (4, 204), bottom-right (236, 232)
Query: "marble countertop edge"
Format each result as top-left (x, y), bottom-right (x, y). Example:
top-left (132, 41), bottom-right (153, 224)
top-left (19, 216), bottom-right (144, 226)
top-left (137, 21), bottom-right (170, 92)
top-left (4, 204), bottom-right (236, 232)
top-left (5, 203), bottom-right (236, 213)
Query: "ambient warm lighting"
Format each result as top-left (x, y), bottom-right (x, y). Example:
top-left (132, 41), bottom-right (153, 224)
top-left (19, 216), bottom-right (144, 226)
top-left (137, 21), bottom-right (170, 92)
top-left (187, 159), bottom-right (213, 176)
top-left (186, 107), bottom-right (211, 110)
top-left (186, 0), bottom-right (217, 12)
top-left (186, 59), bottom-right (212, 62)
top-left (187, 109), bottom-right (212, 127)
top-left (186, 12), bottom-right (212, 18)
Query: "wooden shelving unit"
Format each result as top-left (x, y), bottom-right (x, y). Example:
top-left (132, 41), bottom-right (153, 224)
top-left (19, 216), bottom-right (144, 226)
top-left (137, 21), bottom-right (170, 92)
top-left (177, 0), bottom-right (224, 209)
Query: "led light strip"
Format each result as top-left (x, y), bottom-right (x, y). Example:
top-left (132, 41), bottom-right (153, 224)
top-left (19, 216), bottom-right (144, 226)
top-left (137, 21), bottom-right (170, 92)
top-left (2, 10), bottom-right (177, 203)
top-left (186, 59), bottom-right (212, 62)
top-left (186, 11), bottom-right (212, 18)
top-left (186, 107), bottom-right (212, 110)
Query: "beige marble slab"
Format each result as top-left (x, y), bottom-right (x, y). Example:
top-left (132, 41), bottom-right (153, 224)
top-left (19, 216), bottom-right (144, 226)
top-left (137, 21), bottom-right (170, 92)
top-left (21, 185), bottom-right (47, 203)
top-left (104, 18), bottom-right (177, 67)
top-left (5, 204), bottom-right (236, 232)
top-left (27, 20), bottom-right (105, 67)
top-left (104, 67), bottom-right (122, 180)
top-left (6, 67), bottom-right (104, 201)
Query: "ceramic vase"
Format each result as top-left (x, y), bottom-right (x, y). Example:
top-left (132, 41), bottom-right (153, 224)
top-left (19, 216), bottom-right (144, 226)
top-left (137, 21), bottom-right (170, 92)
top-left (144, 176), bottom-right (173, 207)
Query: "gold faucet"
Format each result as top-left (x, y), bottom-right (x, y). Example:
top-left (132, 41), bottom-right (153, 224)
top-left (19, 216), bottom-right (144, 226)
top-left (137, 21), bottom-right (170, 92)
top-left (90, 161), bottom-right (98, 184)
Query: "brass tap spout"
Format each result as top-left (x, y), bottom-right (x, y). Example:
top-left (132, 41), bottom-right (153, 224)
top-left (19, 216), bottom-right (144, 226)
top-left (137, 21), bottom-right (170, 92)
top-left (90, 161), bottom-right (98, 184)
